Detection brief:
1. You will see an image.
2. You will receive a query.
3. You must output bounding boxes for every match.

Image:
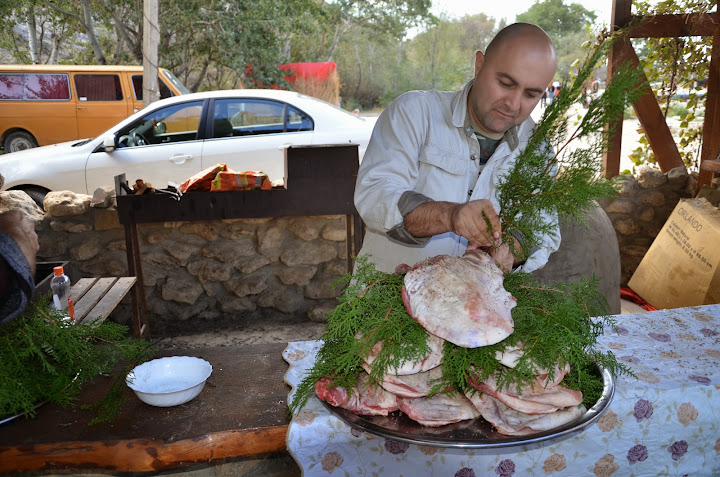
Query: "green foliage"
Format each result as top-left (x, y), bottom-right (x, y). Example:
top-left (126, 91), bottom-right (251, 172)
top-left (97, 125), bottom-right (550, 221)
top-left (630, 0), bottom-right (713, 170)
top-left (289, 258), bottom-right (633, 414)
top-left (496, 31), bottom-right (646, 259)
top-left (0, 295), bottom-right (154, 424)
top-left (289, 255), bottom-right (430, 413)
top-left (515, 0), bottom-right (597, 40)
top-left (443, 271), bottom-right (631, 406)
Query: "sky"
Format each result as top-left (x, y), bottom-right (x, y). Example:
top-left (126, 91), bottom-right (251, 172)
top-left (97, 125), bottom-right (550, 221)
top-left (430, 0), bottom-right (616, 27)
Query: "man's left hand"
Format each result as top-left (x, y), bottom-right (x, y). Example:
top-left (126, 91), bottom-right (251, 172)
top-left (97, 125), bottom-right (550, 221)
top-left (489, 236), bottom-right (522, 272)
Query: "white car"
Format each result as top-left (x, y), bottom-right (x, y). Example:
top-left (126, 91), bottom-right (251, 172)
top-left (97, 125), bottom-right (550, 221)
top-left (0, 89), bottom-right (376, 205)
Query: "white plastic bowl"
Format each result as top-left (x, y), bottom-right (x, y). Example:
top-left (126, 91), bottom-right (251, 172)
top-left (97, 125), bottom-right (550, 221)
top-left (126, 356), bottom-right (213, 407)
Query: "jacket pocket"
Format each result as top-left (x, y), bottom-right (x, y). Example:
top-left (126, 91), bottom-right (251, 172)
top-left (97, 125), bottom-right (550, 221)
top-left (418, 143), bottom-right (468, 175)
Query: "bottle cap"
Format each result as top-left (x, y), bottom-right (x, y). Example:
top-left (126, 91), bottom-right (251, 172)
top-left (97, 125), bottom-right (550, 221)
top-left (53, 266), bottom-right (64, 275)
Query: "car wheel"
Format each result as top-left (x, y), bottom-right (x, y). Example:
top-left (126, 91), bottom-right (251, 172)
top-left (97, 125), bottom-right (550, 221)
top-left (4, 131), bottom-right (38, 153)
top-left (21, 187), bottom-right (49, 210)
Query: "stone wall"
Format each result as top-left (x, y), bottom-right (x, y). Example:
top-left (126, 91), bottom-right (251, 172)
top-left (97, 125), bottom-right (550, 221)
top-left (597, 166), bottom-right (697, 286)
top-left (0, 165), bottom-right (698, 334)
top-left (24, 190), bottom-right (351, 335)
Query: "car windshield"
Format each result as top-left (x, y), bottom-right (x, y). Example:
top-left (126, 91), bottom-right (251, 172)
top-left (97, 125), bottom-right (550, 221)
top-left (161, 70), bottom-right (190, 95)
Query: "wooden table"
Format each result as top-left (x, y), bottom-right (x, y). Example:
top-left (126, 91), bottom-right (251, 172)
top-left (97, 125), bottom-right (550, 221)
top-left (0, 343), bottom-right (290, 473)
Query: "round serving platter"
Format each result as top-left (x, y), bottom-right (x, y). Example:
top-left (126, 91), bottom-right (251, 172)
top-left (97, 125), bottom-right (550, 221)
top-left (0, 400), bottom-right (47, 427)
top-left (320, 364), bottom-right (614, 449)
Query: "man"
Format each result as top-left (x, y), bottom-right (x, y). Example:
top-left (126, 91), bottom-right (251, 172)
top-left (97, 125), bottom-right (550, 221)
top-left (0, 209), bottom-right (39, 324)
top-left (354, 23), bottom-right (560, 273)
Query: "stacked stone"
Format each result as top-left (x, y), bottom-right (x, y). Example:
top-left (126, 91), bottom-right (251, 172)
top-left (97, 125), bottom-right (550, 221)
top-left (598, 167), bottom-right (696, 286)
top-left (14, 188), bottom-right (350, 334)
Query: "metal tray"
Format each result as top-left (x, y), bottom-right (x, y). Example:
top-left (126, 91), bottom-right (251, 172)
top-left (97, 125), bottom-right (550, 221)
top-left (321, 364), bottom-right (614, 448)
top-left (0, 401), bottom-right (47, 427)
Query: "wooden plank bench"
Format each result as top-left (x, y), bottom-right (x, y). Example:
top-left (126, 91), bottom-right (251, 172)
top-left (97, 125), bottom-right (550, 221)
top-left (70, 277), bottom-right (144, 336)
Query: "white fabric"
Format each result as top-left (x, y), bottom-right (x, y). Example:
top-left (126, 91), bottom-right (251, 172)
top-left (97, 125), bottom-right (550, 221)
top-left (354, 80), bottom-right (560, 273)
top-left (285, 304), bottom-right (720, 476)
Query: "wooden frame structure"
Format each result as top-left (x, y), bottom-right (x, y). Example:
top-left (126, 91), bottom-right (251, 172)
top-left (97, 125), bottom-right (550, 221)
top-left (604, 0), bottom-right (720, 190)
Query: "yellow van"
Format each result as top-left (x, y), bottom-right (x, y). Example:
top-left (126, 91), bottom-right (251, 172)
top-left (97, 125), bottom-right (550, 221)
top-left (0, 65), bottom-right (189, 152)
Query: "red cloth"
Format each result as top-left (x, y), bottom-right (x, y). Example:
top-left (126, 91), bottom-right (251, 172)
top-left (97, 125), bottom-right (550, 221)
top-left (280, 62), bottom-right (337, 82)
top-left (620, 287), bottom-right (659, 312)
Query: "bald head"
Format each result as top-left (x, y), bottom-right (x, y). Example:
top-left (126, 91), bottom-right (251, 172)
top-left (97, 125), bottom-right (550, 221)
top-left (485, 23), bottom-right (556, 68)
top-left (467, 23), bottom-right (557, 136)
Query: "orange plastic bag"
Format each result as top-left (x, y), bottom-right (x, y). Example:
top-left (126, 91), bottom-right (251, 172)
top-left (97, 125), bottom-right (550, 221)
top-left (210, 170), bottom-right (272, 191)
top-left (177, 163), bottom-right (228, 193)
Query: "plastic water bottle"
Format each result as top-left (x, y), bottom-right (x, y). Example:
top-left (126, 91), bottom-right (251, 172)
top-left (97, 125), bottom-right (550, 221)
top-left (50, 266), bottom-right (75, 320)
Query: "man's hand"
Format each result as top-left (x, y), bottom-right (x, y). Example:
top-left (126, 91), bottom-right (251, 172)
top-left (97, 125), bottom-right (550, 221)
top-left (404, 199), bottom-right (502, 247)
top-left (450, 199), bottom-right (501, 247)
top-left (0, 210), bottom-right (39, 273)
top-left (488, 238), bottom-right (520, 272)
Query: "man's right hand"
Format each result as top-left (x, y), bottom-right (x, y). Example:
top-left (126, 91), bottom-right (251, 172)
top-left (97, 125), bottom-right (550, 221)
top-left (404, 199), bottom-right (502, 248)
top-left (0, 210), bottom-right (39, 273)
top-left (450, 199), bottom-right (502, 248)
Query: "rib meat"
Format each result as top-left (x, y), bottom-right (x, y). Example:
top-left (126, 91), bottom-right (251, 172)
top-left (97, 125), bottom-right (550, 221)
top-left (401, 249), bottom-right (515, 348)
top-left (361, 332), bottom-right (444, 375)
top-left (362, 363), bottom-right (444, 398)
top-left (315, 373), bottom-right (399, 416)
top-left (396, 392), bottom-right (481, 427)
top-left (466, 391), bottom-right (585, 436)
top-left (468, 371), bottom-right (583, 415)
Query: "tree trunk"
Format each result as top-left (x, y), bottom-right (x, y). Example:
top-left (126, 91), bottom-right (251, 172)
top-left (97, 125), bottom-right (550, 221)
top-left (189, 61), bottom-right (210, 93)
top-left (27, 10), bottom-right (41, 64)
top-left (430, 28), bottom-right (438, 89)
top-left (81, 0), bottom-right (107, 64)
top-left (113, 11), bottom-right (142, 62)
top-left (354, 36), bottom-right (363, 100)
top-left (325, 20), bottom-right (347, 62)
top-left (49, 32), bottom-right (63, 64)
top-left (393, 39), bottom-right (402, 91)
top-left (367, 43), bottom-right (374, 106)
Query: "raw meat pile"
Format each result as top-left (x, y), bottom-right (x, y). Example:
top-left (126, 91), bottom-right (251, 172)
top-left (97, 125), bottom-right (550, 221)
top-left (315, 249), bottom-right (586, 436)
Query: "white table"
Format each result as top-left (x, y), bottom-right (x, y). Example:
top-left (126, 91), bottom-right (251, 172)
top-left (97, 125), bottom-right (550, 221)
top-left (284, 304), bottom-right (720, 476)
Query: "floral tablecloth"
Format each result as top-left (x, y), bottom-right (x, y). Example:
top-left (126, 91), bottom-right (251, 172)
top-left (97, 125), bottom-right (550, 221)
top-left (284, 304), bottom-right (720, 476)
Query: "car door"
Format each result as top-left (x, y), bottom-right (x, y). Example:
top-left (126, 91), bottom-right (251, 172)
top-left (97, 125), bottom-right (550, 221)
top-left (84, 100), bottom-right (205, 192)
top-left (200, 98), bottom-right (314, 185)
top-left (73, 73), bottom-right (130, 139)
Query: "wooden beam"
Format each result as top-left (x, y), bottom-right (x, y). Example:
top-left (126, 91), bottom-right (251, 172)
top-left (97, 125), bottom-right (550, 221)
top-left (699, 9), bottom-right (720, 189)
top-left (619, 43), bottom-right (686, 173)
top-left (630, 13), bottom-right (718, 38)
top-left (603, 0), bottom-right (633, 177)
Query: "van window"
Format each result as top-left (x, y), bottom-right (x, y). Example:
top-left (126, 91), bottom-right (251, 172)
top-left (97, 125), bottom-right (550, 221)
top-left (0, 73), bottom-right (71, 100)
top-left (74, 74), bottom-right (123, 101)
top-left (131, 75), bottom-right (173, 100)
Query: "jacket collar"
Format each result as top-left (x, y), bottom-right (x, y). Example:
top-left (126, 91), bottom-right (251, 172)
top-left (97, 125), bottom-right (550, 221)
top-left (452, 79), bottom-right (520, 151)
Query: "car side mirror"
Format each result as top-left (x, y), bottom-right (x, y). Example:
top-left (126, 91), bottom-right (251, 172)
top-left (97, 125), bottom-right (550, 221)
top-left (153, 121), bottom-right (167, 135)
top-left (103, 134), bottom-right (116, 152)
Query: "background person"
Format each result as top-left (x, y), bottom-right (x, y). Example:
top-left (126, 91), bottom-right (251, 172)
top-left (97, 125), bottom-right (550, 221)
top-left (354, 23), bottom-right (560, 273)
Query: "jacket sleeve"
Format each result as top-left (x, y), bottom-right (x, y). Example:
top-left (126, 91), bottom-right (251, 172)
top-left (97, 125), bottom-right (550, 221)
top-left (354, 93), bottom-right (429, 242)
top-left (0, 233), bottom-right (35, 325)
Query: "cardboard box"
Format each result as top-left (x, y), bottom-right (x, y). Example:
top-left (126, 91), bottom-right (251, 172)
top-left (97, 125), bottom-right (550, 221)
top-left (628, 198), bottom-right (720, 309)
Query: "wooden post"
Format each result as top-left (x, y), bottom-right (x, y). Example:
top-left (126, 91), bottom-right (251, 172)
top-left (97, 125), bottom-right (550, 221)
top-left (603, 0), bottom-right (632, 177)
top-left (142, 0), bottom-right (160, 108)
top-left (699, 6), bottom-right (720, 190)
